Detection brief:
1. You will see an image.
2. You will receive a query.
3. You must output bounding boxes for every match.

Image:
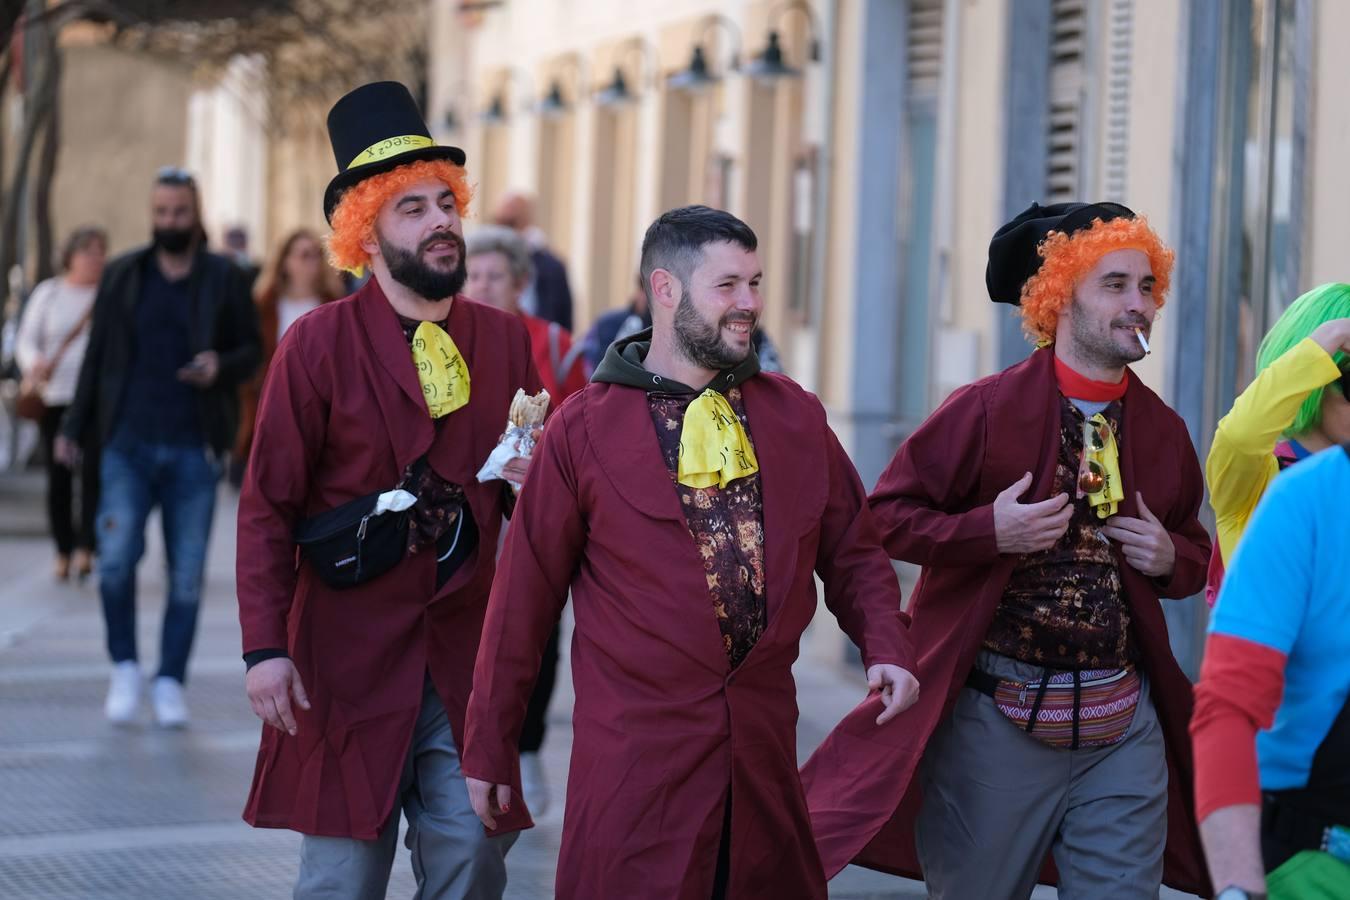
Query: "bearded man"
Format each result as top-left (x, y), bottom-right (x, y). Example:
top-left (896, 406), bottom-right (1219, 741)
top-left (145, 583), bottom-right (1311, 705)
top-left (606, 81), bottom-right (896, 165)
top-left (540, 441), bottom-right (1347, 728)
top-left (235, 81), bottom-right (541, 900)
top-left (801, 201), bottom-right (1213, 899)
top-left (460, 205), bottom-right (919, 900)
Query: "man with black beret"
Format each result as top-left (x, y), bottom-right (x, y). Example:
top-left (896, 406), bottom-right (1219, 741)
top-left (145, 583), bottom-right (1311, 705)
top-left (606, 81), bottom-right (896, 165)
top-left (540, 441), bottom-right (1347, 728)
top-left (801, 202), bottom-right (1213, 898)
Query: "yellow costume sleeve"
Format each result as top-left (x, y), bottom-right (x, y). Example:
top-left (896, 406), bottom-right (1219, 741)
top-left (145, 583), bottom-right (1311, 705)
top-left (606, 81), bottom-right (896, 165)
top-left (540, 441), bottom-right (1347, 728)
top-left (1206, 337), bottom-right (1341, 562)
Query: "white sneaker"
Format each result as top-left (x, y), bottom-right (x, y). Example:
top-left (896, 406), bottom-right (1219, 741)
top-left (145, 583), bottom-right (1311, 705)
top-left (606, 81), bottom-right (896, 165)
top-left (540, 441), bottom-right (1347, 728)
top-left (105, 661), bottom-right (142, 724)
top-left (151, 676), bottom-right (189, 728)
top-left (519, 751), bottom-right (550, 816)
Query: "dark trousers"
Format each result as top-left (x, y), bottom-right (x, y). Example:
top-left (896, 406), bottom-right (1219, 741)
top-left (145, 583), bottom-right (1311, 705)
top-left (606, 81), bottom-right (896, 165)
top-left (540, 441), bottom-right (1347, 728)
top-left (38, 404), bottom-right (99, 555)
top-left (711, 793), bottom-right (732, 900)
top-left (518, 625), bottom-right (560, 753)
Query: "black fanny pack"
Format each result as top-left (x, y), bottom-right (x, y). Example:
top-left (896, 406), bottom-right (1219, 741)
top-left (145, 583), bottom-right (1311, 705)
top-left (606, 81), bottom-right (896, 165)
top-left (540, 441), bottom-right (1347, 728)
top-left (294, 459), bottom-right (426, 589)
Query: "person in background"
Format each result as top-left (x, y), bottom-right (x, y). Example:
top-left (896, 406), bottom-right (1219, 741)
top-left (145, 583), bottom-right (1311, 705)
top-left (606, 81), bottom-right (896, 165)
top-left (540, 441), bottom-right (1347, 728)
top-left (230, 229), bottom-right (344, 486)
top-left (223, 225), bottom-right (262, 291)
top-left (58, 167), bottom-right (260, 727)
top-left (581, 275), bottom-right (649, 373)
top-left (492, 192), bottom-right (574, 331)
top-left (1192, 443), bottom-right (1350, 899)
top-left (466, 225), bottom-right (587, 402)
top-left (464, 224), bottom-right (587, 817)
top-left (1203, 284), bottom-right (1350, 604)
top-left (15, 225), bottom-right (108, 581)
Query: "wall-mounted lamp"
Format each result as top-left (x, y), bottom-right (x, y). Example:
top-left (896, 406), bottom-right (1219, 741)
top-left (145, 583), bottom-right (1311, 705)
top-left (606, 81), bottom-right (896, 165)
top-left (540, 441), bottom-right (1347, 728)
top-left (668, 14), bottom-right (742, 94)
top-left (745, 0), bottom-right (822, 84)
top-left (478, 94), bottom-right (507, 124)
top-left (594, 38), bottom-right (660, 108)
top-left (477, 67), bottom-right (533, 124)
top-left (536, 54), bottom-right (588, 118)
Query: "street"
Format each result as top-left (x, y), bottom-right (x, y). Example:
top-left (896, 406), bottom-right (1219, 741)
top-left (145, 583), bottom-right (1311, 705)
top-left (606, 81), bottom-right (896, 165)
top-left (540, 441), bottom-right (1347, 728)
top-left (0, 476), bottom-right (940, 898)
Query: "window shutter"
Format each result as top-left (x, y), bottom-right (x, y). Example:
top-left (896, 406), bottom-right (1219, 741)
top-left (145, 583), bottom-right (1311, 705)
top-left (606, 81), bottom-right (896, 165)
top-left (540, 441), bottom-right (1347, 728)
top-left (1101, 0), bottom-right (1133, 201)
top-left (1047, 0), bottom-right (1087, 201)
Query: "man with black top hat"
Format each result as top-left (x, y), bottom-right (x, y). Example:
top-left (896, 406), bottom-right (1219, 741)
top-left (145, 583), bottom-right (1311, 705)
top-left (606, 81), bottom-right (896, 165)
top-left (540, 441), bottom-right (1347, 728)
top-left (235, 81), bottom-right (541, 899)
top-left (800, 202), bottom-right (1213, 898)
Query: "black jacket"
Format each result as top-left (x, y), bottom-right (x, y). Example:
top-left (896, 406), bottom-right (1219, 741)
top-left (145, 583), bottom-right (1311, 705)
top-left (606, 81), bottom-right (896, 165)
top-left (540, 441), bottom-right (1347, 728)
top-left (530, 247), bottom-right (574, 332)
top-left (63, 244), bottom-right (261, 454)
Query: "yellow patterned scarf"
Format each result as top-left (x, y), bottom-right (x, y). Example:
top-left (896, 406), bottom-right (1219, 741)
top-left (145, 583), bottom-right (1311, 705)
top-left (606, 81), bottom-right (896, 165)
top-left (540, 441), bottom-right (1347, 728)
top-left (411, 320), bottom-right (471, 418)
top-left (1079, 413), bottom-right (1123, 518)
top-left (676, 389), bottom-right (760, 489)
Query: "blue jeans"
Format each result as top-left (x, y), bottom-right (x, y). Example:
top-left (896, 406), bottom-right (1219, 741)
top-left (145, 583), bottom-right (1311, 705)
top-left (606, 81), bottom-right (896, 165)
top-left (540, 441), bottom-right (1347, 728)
top-left (98, 430), bottom-right (220, 683)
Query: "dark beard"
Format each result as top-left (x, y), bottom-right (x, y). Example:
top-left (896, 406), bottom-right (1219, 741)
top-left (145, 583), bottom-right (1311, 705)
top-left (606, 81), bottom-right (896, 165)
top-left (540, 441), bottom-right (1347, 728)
top-left (378, 231), bottom-right (467, 301)
top-left (1069, 299), bottom-right (1147, 369)
top-left (153, 227), bottom-right (195, 255)
top-left (672, 288), bottom-right (755, 371)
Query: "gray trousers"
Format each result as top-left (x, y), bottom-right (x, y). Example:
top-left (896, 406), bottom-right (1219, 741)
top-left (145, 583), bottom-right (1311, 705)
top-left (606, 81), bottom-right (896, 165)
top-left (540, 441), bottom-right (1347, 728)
top-left (915, 650), bottom-right (1168, 900)
top-left (295, 677), bottom-right (518, 900)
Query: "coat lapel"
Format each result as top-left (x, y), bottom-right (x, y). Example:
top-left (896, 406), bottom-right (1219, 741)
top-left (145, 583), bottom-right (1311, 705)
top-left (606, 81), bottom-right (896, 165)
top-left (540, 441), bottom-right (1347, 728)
top-left (356, 279), bottom-right (434, 470)
top-left (583, 382), bottom-right (686, 523)
top-left (983, 348), bottom-right (1062, 503)
top-left (741, 376), bottom-right (825, 628)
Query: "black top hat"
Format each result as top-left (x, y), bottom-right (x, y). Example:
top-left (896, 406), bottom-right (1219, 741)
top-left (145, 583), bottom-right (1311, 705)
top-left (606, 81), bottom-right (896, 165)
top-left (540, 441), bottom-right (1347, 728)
top-left (986, 201), bottom-right (1135, 305)
top-left (323, 81), bottom-right (467, 223)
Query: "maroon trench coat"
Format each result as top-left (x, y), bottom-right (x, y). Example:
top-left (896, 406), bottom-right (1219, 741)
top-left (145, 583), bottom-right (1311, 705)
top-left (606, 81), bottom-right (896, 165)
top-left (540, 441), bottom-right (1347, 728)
top-left (799, 347), bottom-right (1214, 896)
top-left (461, 373), bottom-right (915, 899)
top-left (236, 278), bottom-right (541, 838)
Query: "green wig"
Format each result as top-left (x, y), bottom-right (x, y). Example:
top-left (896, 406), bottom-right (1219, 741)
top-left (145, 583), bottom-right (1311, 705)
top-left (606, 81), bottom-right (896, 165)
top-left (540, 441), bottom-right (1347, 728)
top-left (1255, 282), bottom-right (1350, 438)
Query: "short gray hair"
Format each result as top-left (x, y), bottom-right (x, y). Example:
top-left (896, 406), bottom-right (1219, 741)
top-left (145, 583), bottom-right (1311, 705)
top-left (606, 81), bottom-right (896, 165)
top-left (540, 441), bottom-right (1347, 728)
top-left (466, 225), bottom-right (535, 285)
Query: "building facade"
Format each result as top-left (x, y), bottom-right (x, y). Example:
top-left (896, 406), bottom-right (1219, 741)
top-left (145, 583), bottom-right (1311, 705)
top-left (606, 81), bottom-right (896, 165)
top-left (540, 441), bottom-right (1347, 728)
top-left (434, 0), bottom-right (1348, 671)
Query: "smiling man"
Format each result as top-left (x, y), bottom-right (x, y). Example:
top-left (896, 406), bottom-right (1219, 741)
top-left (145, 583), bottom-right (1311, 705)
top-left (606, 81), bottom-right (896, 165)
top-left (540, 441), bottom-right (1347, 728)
top-left (461, 205), bottom-right (918, 899)
top-left (235, 82), bottom-right (540, 900)
top-left (801, 202), bottom-right (1213, 898)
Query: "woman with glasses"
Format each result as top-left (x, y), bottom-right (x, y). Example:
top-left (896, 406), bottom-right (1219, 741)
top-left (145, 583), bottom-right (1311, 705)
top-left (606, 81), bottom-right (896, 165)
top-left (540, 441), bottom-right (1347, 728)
top-left (1204, 283), bottom-right (1350, 604)
top-left (15, 226), bottom-right (108, 580)
top-left (230, 229), bottom-right (344, 483)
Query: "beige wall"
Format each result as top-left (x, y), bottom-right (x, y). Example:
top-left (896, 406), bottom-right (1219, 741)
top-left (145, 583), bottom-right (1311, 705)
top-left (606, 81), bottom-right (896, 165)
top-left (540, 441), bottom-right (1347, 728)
top-left (447, 0), bottom-right (841, 401)
top-left (1110, 0), bottom-right (1181, 394)
top-left (941, 0), bottom-right (1008, 397)
top-left (53, 44), bottom-right (191, 258)
top-left (1304, 0), bottom-right (1350, 289)
top-left (440, 0), bottom-right (1346, 443)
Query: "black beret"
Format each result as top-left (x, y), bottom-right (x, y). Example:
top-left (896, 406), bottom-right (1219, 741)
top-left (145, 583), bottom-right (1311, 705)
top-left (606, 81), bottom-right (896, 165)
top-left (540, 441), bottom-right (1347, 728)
top-left (986, 201), bottom-right (1136, 305)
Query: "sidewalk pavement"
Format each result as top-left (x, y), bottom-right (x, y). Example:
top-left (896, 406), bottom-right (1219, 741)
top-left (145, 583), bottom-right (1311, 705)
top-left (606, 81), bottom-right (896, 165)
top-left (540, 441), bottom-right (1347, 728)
top-left (0, 478), bottom-right (1194, 898)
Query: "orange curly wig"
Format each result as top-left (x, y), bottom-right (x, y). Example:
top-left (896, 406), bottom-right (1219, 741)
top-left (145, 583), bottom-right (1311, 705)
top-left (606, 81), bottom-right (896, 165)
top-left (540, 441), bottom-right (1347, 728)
top-left (326, 159), bottom-right (474, 273)
top-left (1018, 216), bottom-right (1174, 344)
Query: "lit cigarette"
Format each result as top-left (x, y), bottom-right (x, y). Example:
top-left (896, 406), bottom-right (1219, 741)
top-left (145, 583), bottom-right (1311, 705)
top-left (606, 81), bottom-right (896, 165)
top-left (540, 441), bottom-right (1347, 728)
top-left (1134, 328), bottom-right (1151, 355)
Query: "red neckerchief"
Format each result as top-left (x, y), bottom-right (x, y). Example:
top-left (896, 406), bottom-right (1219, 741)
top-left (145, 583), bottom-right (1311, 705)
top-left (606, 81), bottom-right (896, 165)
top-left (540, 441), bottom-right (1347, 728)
top-left (1054, 354), bottom-right (1128, 402)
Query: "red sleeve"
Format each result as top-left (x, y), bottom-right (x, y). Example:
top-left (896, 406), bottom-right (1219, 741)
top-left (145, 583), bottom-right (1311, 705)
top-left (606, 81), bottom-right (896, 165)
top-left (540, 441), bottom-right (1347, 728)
top-left (236, 334), bottom-right (328, 653)
top-left (816, 422), bottom-right (914, 671)
top-left (556, 328), bottom-right (588, 401)
top-left (1191, 632), bottom-right (1287, 822)
top-left (868, 383), bottom-right (1001, 568)
top-left (463, 404), bottom-right (586, 785)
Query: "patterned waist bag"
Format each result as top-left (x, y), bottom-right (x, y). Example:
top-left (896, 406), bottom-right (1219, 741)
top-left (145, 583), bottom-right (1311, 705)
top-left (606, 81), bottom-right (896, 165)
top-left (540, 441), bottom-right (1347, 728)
top-left (966, 666), bottom-right (1141, 751)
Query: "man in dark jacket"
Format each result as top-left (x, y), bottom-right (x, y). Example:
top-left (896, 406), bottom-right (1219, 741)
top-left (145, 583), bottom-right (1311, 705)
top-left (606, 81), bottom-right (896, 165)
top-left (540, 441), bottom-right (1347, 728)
top-left (59, 167), bottom-right (260, 727)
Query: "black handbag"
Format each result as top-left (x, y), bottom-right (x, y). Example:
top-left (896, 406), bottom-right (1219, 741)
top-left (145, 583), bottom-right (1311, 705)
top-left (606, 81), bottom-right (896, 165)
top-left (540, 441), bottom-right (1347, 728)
top-left (294, 458), bottom-right (426, 589)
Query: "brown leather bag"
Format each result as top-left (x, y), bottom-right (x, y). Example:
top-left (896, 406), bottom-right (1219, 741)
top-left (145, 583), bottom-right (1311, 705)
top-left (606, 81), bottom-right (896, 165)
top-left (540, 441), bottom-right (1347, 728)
top-left (16, 303), bottom-right (94, 422)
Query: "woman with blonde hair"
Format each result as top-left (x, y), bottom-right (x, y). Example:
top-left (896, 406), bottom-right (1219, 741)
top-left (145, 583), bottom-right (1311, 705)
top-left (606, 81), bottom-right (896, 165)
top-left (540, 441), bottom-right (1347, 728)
top-left (230, 228), bottom-right (343, 482)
